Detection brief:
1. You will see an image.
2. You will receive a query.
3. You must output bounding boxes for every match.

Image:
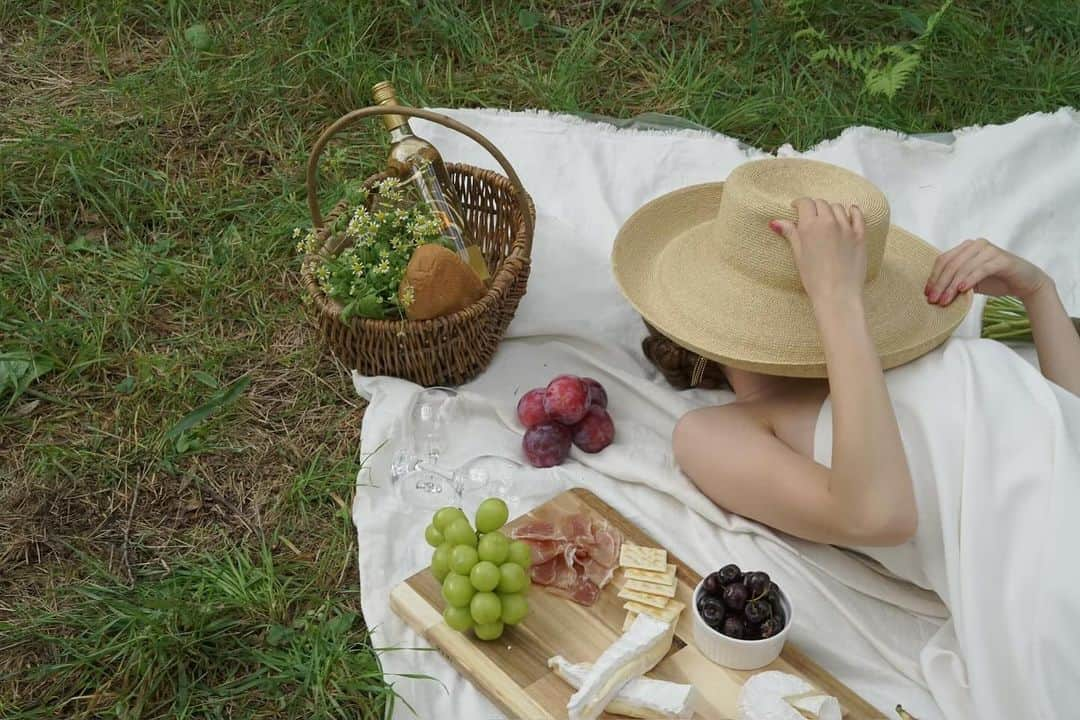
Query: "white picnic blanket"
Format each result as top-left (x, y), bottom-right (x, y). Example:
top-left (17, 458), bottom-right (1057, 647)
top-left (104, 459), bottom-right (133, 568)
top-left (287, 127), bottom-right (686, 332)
top-left (350, 107), bottom-right (1080, 720)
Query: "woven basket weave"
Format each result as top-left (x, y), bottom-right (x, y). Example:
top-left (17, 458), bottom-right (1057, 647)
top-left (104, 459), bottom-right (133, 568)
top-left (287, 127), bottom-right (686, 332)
top-left (302, 106), bottom-right (535, 387)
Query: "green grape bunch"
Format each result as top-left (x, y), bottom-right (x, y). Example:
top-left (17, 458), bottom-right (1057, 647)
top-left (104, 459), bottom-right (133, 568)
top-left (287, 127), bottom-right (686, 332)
top-left (425, 498), bottom-right (532, 641)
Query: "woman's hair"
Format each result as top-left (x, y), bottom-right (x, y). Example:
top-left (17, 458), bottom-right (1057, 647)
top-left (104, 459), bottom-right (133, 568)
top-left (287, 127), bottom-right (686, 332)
top-left (641, 322), bottom-right (730, 391)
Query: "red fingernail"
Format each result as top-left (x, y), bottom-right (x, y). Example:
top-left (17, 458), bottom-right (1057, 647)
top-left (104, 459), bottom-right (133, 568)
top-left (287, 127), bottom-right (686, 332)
top-left (768, 220), bottom-right (781, 234)
top-left (929, 291), bottom-right (940, 302)
top-left (957, 282), bottom-right (967, 292)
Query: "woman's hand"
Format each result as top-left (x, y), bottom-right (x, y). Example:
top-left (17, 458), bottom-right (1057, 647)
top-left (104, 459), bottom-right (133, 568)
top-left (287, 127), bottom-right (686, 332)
top-left (925, 238), bottom-right (1050, 306)
top-left (769, 198), bottom-right (866, 308)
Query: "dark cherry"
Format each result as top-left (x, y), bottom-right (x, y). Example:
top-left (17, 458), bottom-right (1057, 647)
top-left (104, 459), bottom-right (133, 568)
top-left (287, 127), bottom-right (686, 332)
top-left (758, 617), bottom-right (781, 639)
top-left (721, 615), bottom-right (746, 639)
top-left (698, 595), bottom-right (725, 627)
top-left (718, 563), bottom-right (742, 586)
top-left (767, 589), bottom-right (785, 621)
top-left (744, 599), bottom-right (772, 624)
top-left (703, 572), bottom-right (724, 596)
top-left (745, 571), bottom-right (771, 599)
top-left (722, 582), bottom-right (749, 612)
top-left (743, 621), bottom-right (762, 641)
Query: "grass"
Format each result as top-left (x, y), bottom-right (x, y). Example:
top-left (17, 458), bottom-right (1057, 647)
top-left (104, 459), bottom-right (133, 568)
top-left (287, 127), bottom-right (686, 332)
top-left (0, 0), bottom-right (1076, 717)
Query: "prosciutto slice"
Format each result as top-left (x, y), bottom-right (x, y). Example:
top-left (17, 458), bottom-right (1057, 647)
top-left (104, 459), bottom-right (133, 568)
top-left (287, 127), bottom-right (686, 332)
top-left (511, 511), bottom-right (622, 607)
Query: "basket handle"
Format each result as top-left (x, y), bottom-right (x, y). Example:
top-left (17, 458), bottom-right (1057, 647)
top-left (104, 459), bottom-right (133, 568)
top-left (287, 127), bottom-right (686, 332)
top-left (305, 106), bottom-right (534, 245)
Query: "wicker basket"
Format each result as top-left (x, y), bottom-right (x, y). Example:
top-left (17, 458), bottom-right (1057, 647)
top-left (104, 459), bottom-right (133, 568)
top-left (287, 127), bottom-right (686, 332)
top-left (302, 106), bottom-right (535, 386)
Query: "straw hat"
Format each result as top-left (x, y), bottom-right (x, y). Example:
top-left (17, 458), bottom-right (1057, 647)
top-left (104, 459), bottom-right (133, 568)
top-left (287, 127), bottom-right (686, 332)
top-left (612, 158), bottom-right (970, 378)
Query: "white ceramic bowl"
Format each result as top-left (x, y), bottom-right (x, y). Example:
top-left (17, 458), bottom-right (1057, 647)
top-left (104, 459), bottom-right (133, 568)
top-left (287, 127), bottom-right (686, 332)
top-left (691, 578), bottom-right (793, 670)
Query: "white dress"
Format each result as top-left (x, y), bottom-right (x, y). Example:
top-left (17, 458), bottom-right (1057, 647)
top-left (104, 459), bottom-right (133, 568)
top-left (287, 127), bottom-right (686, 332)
top-left (811, 338), bottom-right (1080, 720)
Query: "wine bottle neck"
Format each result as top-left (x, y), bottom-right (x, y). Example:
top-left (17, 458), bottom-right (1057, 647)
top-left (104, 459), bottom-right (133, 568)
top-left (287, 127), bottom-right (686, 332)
top-left (389, 124), bottom-right (414, 143)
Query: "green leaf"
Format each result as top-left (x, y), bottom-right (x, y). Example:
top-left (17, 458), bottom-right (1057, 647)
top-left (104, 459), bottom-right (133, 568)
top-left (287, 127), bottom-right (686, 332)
top-left (324, 612), bottom-right (357, 636)
top-left (517, 9), bottom-right (542, 31)
top-left (924, 0), bottom-right (953, 36)
top-left (191, 370), bottom-right (219, 389)
top-left (0, 352), bottom-right (54, 409)
top-left (898, 9), bottom-right (926, 35)
top-left (184, 23), bottom-right (212, 51)
top-left (115, 376), bottom-right (136, 394)
top-left (164, 375), bottom-right (252, 441)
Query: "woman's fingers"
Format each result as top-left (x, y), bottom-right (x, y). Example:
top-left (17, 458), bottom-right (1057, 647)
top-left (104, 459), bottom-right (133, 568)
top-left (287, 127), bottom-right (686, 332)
top-left (768, 219), bottom-right (798, 241)
top-left (955, 256), bottom-right (1009, 297)
top-left (938, 245), bottom-right (998, 304)
top-left (814, 198), bottom-right (833, 219)
top-left (792, 197), bottom-right (818, 219)
top-left (850, 204), bottom-right (865, 238)
top-left (830, 202), bottom-right (850, 227)
top-left (928, 239), bottom-right (985, 302)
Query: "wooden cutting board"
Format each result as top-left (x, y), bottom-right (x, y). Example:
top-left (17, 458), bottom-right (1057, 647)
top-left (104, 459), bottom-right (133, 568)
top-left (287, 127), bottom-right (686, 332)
top-left (390, 488), bottom-right (886, 719)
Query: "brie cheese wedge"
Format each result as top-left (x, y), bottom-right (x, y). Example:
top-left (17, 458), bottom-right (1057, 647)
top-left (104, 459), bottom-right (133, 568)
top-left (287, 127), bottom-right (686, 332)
top-left (549, 655), bottom-right (696, 719)
top-left (566, 613), bottom-right (676, 720)
top-left (736, 671), bottom-right (841, 720)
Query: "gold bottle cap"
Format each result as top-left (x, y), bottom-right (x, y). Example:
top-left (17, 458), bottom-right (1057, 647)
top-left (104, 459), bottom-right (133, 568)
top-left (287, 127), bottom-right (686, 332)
top-left (371, 81), bottom-right (408, 131)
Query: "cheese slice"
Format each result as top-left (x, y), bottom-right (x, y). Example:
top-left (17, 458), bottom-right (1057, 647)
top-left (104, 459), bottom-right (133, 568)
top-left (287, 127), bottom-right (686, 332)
top-left (619, 543), bottom-right (668, 572)
top-left (549, 655), bottom-right (696, 719)
top-left (623, 598), bottom-right (685, 623)
top-left (624, 564), bottom-right (678, 584)
top-left (624, 578), bottom-right (678, 598)
top-left (566, 614), bottom-right (676, 720)
top-left (736, 671), bottom-right (841, 720)
top-left (618, 587), bottom-right (670, 608)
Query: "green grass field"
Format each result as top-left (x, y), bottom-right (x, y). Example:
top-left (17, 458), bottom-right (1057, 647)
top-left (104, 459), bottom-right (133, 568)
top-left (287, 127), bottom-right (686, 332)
top-left (1, 1), bottom-right (1077, 717)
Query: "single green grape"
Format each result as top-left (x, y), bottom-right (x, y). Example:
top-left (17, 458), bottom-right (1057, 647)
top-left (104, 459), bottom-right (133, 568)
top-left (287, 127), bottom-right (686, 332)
top-left (473, 620), bottom-right (504, 641)
top-left (475, 498), bottom-right (509, 533)
top-left (470, 592), bottom-right (502, 625)
top-left (444, 517), bottom-right (478, 548)
top-left (431, 543), bottom-right (453, 582)
top-left (450, 545), bottom-right (480, 576)
top-left (477, 531), bottom-right (510, 565)
top-left (499, 593), bottom-right (529, 625)
top-left (507, 540), bottom-right (533, 568)
top-left (433, 506), bottom-right (467, 533)
top-left (442, 573), bottom-right (475, 608)
top-left (469, 561), bottom-right (500, 592)
top-left (443, 605), bottom-right (473, 632)
top-left (424, 524), bottom-right (445, 548)
top-left (497, 562), bottom-right (528, 594)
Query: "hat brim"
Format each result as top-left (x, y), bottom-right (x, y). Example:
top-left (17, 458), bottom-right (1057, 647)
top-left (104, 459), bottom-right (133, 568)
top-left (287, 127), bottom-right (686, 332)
top-left (612, 183), bottom-right (971, 378)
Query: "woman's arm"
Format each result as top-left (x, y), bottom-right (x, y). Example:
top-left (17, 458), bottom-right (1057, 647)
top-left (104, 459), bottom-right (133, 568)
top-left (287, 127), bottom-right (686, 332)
top-left (771, 200), bottom-right (917, 541)
top-left (926, 238), bottom-right (1080, 395)
top-left (675, 200), bottom-right (916, 546)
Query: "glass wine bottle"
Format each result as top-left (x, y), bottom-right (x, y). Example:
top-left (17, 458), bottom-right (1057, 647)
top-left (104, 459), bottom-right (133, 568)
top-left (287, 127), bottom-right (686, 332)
top-left (371, 81), bottom-right (490, 282)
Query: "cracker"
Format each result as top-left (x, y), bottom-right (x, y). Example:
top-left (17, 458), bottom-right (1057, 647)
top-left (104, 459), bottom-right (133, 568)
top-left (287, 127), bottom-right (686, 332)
top-left (619, 543), bottom-right (668, 572)
top-left (624, 578), bottom-right (677, 598)
top-left (617, 588), bottom-right (670, 608)
top-left (623, 599), bottom-right (686, 623)
top-left (622, 610), bottom-right (638, 632)
top-left (624, 564), bottom-right (677, 584)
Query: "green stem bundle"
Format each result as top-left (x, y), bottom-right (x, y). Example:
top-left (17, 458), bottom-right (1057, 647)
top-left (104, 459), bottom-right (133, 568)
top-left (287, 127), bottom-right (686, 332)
top-left (981, 295), bottom-right (1080, 342)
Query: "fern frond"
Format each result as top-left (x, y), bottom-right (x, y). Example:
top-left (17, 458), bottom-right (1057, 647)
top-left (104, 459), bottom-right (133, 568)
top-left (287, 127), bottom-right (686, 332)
top-left (863, 50), bottom-right (922, 99)
top-left (792, 27), bottom-right (826, 43)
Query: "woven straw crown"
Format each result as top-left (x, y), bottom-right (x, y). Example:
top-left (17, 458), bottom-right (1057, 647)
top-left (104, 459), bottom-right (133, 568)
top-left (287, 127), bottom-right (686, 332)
top-left (716, 160), bottom-right (890, 289)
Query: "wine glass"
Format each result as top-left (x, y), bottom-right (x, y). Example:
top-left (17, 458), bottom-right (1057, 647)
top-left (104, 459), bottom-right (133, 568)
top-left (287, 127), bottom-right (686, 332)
top-left (392, 387), bottom-right (460, 507)
top-left (452, 455), bottom-right (525, 516)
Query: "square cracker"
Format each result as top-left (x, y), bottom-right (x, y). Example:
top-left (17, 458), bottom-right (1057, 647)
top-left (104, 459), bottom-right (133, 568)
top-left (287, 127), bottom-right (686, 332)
top-left (624, 579), bottom-right (677, 598)
top-left (617, 588), bottom-right (670, 608)
top-left (619, 543), bottom-right (668, 572)
top-left (622, 611), bottom-right (638, 632)
top-left (623, 599), bottom-right (686, 623)
top-left (624, 564), bottom-right (677, 584)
